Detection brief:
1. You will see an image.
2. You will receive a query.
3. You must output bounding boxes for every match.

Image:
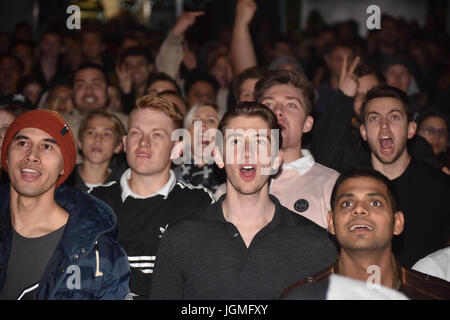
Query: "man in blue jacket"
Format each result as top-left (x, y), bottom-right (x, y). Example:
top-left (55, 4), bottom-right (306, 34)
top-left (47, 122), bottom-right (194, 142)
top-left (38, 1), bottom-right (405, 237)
top-left (0, 110), bottom-right (130, 300)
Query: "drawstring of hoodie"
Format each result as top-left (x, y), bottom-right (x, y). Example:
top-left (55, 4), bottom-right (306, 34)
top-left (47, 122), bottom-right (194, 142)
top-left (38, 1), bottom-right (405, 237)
top-left (95, 242), bottom-right (103, 277)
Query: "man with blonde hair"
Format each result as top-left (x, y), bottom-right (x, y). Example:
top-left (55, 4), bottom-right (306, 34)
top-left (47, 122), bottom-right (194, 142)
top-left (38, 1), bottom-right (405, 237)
top-left (91, 95), bottom-right (214, 299)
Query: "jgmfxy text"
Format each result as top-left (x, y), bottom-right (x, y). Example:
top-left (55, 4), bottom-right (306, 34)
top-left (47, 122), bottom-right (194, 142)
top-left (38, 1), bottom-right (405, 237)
top-left (171, 124), bottom-right (281, 176)
top-left (181, 304), bottom-right (269, 318)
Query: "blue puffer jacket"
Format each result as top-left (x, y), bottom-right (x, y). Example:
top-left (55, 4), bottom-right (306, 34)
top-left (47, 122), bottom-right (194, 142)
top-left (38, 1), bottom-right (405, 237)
top-left (0, 183), bottom-right (130, 299)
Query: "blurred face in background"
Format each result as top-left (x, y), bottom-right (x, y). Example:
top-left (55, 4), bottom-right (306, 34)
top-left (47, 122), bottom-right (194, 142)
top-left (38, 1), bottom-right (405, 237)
top-left (0, 110), bottom-right (16, 168)
top-left (46, 85), bottom-right (75, 114)
top-left (418, 116), bottom-right (448, 155)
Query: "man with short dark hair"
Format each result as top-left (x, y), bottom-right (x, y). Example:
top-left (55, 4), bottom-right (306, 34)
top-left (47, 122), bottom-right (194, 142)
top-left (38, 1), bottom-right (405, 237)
top-left (116, 46), bottom-right (154, 114)
top-left (359, 85), bottom-right (450, 267)
top-left (0, 110), bottom-right (130, 300)
top-left (150, 102), bottom-right (336, 300)
top-left (217, 70), bottom-right (339, 228)
top-left (282, 166), bottom-right (450, 300)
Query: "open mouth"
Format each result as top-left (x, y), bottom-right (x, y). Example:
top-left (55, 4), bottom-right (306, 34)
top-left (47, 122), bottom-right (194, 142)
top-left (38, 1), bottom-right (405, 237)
top-left (379, 135), bottom-right (394, 155)
top-left (239, 165), bottom-right (256, 181)
top-left (349, 224), bottom-right (373, 232)
top-left (20, 167), bottom-right (41, 180)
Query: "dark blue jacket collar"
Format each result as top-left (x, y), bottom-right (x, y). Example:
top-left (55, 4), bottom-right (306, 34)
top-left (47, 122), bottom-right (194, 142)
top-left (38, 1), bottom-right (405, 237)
top-left (0, 183), bottom-right (116, 263)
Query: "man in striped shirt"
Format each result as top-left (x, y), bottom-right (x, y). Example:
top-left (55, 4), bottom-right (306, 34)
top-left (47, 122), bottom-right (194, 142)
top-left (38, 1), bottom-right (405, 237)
top-left (91, 96), bottom-right (214, 299)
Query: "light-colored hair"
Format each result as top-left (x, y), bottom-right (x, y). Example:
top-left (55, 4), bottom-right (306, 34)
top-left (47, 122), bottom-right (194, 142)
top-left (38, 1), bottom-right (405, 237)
top-left (131, 95), bottom-right (183, 129)
top-left (183, 102), bottom-right (224, 129)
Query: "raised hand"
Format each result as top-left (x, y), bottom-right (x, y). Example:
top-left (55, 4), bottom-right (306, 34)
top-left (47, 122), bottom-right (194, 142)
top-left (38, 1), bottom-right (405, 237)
top-left (339, 55), bottom-right (360, 97)
top-left (172, 11), bottom-right (205, 36)
top-left (235, 0), bottom-right (257, 27)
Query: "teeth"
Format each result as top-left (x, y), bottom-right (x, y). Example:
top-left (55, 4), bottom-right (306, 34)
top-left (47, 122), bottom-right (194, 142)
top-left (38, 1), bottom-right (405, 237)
top-left (21, 168), bottom-right (39, 174)
top-left (381, 136), bottom-right (390, 140)
top-left (242, 166), bottom-right (253, 170)
top-left (350, 224), bottom-right (373, 231)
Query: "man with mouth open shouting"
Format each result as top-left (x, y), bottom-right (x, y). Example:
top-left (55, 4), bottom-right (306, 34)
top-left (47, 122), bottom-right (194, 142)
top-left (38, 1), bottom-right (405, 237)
top-left (216, 70), bottom-right (339, 228)
top-left (281, 166), bottom-right (450, 300)
top-left (149, 102), bottom-right (336, 300)
top-left (359, 85), bottom-right (450, 268)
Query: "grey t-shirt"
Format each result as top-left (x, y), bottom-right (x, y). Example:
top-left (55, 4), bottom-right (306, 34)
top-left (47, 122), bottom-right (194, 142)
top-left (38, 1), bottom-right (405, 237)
top-left (0, 225), bottom-right (65, 300)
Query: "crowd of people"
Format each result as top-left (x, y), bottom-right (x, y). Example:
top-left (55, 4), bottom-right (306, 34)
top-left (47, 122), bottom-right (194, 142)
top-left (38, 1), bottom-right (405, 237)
top-left (0, 0), bottom-right (449, 300)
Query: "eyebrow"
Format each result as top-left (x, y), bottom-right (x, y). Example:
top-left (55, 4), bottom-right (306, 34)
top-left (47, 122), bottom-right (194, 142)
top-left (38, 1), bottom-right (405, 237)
top-left (14, 135), bottom-right (58, 145)
top-left (262, 95), bottom-right (303, 104)
top-left (335, 192), bottom-right (389, 203)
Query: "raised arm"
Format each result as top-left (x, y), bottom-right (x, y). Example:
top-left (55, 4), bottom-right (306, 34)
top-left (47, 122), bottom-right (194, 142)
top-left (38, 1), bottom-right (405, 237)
top-left (155, 11), bottom-right (204, 80)
top-left (230, 0), bottom-right (258, 75)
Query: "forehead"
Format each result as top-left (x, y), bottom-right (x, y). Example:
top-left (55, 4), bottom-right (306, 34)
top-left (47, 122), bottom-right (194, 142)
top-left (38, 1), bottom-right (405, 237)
top-left (195, 105), bottom-right (218, 117)
top-left (124, 55), bottom-right (147, 64)
top-left (129, 108), bottom-right (174, 131)
top-left (365, 97), bottom-right (406, 115)
top-left (190, 81), bottom-right (214, 92)
top-left (224, 115), bottom-right (270, 134)
top-left (331, 47), bottom-right (354, 57)
top-left (86, 115), bottom-right (115, 128)
top-left (262, 84), bottom-right (303, 101)
top-left (386, 64), bottom-right (410, 75)
top-left (15, 127), bottom-right (56, 141)
top-left (74, 68), bottom-right (106, 82)
top-left (149, 80), bottom-right (176, 91)
top-left (421, 116), bottom-right (447, 129)
top-left (337, 176), bottom-right (389, 198)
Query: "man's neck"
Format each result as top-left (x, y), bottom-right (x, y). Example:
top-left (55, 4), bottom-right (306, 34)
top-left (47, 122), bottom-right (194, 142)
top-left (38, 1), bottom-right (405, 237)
top-left (133, 82), bottom-right (147, 97)
top-left (9, 187), bottom-right (68, 238)
top-left (79, 161), bottom-right (110, 184)
top-left (222, 182), bottom-right (274, 247)
top-left (330, 75), bottom-right (340, 90)
top-left (128, 168), bottom-right (171, 197)
top-left (282, 146), bottom-right (303, 164)
top-left (338, 248), bottom-right (398, 289)
top-left (371, 151), bottom-right (411, 180)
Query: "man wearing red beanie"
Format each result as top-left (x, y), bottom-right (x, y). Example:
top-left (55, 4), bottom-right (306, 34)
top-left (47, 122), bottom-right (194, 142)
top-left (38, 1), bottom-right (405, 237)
top-left (0, 110), bottom-right (130, 300)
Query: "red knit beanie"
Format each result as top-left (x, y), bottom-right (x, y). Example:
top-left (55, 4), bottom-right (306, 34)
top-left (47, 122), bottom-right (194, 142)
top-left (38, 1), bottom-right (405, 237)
top-left (1, 110), bottom-right (76, 187)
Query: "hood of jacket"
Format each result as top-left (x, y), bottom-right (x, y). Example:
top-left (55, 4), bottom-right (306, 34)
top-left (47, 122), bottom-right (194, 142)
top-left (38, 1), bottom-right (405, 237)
top-left (0, 183), bottom-right (116, 263)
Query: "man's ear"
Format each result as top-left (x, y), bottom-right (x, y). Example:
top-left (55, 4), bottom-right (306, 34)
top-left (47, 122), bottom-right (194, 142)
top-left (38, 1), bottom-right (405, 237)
top-left (213, 146), bottom-right (224, 169)
top-left (113, 141), bottom-right (123, 154)
top-left (327, 211), bottom-right (336, 235)
top-left (271, 150), bottom-right (283, 172)
top-left (393, 211), bottom-right (404, 236)
top-left (407, 121), bottom-right (417, 140)
top-left (170, 141), bottom-right (184, 160)
top-left (360, 123), bottom-right (367, 141)
top-left (122, 135), bottom-right (127, 153)
top-left (148, 63), bottom-right (155, 73)
top-left (302, 115), bottom-right (314, 133)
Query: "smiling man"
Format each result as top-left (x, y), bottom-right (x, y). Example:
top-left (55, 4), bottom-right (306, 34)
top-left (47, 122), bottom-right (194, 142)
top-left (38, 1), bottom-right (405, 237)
top-left (0, 110), bottom-right (130, 300)
top-left (90, 96), bottom-right (214, 299)
top-left (149, 102), bottom-right (336, 300)
top-left (359, 85), bottom-right (450, 268)
top-left (282, 166), bottom-right (450, 300)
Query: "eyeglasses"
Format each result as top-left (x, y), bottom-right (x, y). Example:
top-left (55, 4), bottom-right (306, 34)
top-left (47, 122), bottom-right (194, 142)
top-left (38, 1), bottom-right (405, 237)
top-left (419, 126), bottom-right (448, 138)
